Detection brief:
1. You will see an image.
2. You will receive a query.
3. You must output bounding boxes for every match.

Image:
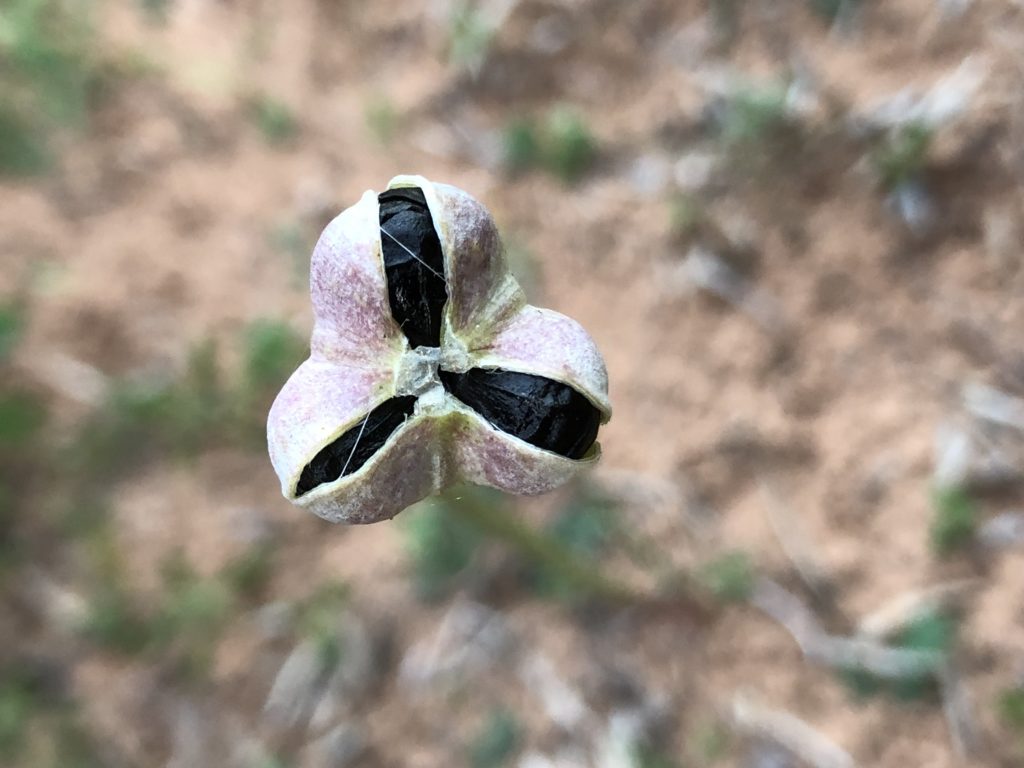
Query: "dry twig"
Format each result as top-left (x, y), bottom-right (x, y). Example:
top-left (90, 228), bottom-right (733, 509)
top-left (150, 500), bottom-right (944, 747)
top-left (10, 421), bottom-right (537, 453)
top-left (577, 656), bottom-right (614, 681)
top-left (758, 478), bottom-right (833, 599)
top-left (731, 692), bottom-right (855, 768)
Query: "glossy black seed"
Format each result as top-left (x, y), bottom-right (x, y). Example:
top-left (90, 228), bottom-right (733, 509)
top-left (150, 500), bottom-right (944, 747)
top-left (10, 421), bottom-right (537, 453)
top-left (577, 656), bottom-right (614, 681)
top-left (378, 188), bottom-right (447, 349)
top-left (296, 396), bottom-right (417, 496)
top-left (439, 368), bottom-right (600, 459)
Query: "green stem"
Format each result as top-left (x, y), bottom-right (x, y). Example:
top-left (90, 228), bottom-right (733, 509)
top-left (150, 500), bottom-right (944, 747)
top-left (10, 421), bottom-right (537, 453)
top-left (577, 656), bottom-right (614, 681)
top-left (446, 491), bottom-right (641, 603)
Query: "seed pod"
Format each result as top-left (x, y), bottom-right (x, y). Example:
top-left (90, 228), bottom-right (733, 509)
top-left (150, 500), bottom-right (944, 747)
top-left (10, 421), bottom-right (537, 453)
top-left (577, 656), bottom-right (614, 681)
top-left (267, 175), bottom-right (611, 524)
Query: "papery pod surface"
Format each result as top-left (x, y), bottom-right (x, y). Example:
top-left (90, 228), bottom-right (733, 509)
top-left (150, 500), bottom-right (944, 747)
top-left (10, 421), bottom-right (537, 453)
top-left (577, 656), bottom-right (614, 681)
top-left (267, 175), bottom-right (611, 523)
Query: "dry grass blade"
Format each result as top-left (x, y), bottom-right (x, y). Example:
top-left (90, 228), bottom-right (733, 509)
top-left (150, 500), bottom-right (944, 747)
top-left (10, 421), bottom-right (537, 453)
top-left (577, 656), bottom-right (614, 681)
top-left (938, 663), bottom-right (979, 760)
top-left (758, 477), bottom-right (833, 599)
top-left (595, 467), bottom-right (715, 545)
top-left (856, 579), bottom-right (980, 640)
top-left (748, 577), bottom-right (825, 654)
top-left (678, 247), bottom-right (787, 334)
top-left (963, 383), bottom-right (1024, 432)
top-left (805, 635), bottom-right (944, 680)
top-left (23, 352), bottom-right (109, 406)
top-left (751, 578), bottom-right (945, 681)
top-left (731, 692), bottom-right (855, 768)
top-left (978, 512), bottom-right (1024, 549)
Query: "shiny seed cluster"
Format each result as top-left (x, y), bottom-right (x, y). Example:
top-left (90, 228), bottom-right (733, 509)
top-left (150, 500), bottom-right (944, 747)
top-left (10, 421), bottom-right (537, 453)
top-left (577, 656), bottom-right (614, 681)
top-left (267, 176), bottom-right (611, 524)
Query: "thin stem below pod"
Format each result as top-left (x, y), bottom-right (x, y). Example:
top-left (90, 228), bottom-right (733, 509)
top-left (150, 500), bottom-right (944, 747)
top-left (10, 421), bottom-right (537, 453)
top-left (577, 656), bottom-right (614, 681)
top-left (445, 490), bottom-right (634, 602)
top-left (445, 490), bottom-right (713, 620)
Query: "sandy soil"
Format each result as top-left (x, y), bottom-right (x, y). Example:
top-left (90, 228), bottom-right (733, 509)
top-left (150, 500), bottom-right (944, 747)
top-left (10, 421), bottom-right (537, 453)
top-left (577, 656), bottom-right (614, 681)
top-left (3, 1), bottom-right (1024, 766)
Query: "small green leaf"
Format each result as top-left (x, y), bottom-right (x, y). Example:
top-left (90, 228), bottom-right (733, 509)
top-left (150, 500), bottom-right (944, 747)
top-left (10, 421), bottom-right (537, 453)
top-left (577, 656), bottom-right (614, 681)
top-left (697, 550), bottom-right (754, 603)
top-left (543, 106), bottom-right (596, 184)
top-left (0, 0), bottom-right (99, 176)
top-left (632, 743), bottom-right (681, 768)
top-left (719, 82), bottom-right (789, 145)
top-left (0, 301), bottom-right (24, 361)
top-left (81, 587), bottom-right (153, 655)
top-left (242, 319), bottom-right (306, 395)
top-left (137, 0), bottom-right (172, 24)
top-left (469, 708), bottom-right (521, 768)
top-left (0, 680), bottom-right (33, 760)
top-left (448, 0), bottom-right (496, 75)
top-left (0, 390), bottom-right (46, 445)
top-left (220, 542), bottom-right (276, 600)
top-left (998, 687), bottom-right (1024, 731)
top-left (873, 122), bottom-right (933, 191)
top-left (153, 551), bottom-right (234, 679)
top-left (691, 719), bottom-right (731, 764)
top-left (837, 609), bottom-right (955, 702)
top-left (54, 714), bottom-right (107, 768)
top-left (365, 96), bottom-right (397, 146)
top-left (930, 486), bottom-right (976, 556)
top-left (250, 96), bottom-right (297, 146)
top-left (298, 580), bottom-right (350, 669)
top-left (808, 0), bottom-right (858, 22)
top-left (501, 117), bottom-right (541, 174)
top-left (0, 107), bottom-right (50, 176)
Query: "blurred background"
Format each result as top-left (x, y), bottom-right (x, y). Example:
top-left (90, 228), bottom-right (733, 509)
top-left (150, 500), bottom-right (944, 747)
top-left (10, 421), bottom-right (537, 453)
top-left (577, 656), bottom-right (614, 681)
top-left (2, 1), bottom-right (1024, 766)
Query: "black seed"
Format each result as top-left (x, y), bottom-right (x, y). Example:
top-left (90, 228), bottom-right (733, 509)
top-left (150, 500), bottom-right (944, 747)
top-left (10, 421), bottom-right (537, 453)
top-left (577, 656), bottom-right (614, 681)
top-left (379, 188), bottom-right (447, 349)
top-left (439, 369), bottom-right (601, 459)
top-left (295, 396), bottom-right (417, 496)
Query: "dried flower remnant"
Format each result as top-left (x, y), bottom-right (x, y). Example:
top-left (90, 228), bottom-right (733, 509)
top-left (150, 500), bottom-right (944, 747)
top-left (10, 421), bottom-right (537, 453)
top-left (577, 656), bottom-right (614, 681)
top-left (267, 175), bottom-right (611, 523)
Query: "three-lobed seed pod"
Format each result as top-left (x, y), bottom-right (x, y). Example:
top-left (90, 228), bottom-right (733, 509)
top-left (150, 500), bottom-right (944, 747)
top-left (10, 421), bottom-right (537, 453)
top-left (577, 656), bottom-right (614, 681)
top-left (267, 175), bottom-right (611, 524)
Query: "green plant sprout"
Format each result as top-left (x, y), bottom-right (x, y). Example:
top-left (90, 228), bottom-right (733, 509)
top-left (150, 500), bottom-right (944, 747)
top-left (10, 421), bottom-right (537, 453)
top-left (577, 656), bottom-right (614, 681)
top-left (0, 298), bottom-right (44, 581)
top-left (930, 486), bottom-right (976, 557)
top-left (68, 319), bottom-right (306, 483)
top-left (0, 297), bottom-right (310, 754)
top-left (689, 718), bottom-right (731, 765)
top-left (1000, 686), bottom-right (1024, 729)
top-left (137, 0), bottom-right (171, 24)
top-left (808, 0), bottom-right (859, 22)
top-left (501, 107), bottom-right (597, 184)
top-left (0, 664), bottom-right (105, 767)
top-left (500, 117), bottom-right (541, 175)
top-left (152, 551), bottom-right (234, 679)
top-left (249, 94), bottom-right (298, 146)
top-left (0, 0), bottom-right (100, 175)
top-left (719, 81), bottom-right (791, 146)
top-left (82, 545), bottom-right (253, 680)
top-left (469, 708), bottom-right (521, 768)
top-left (872, 122), bottom-right (933, 191)
top-left (81, 584), bottom-right (154, 656)
top-left (632, 747), bottom-right (681, 768)
top-left (242, 319), bottom-right (308, 398)
top-left (365, 95), bottom-right (397, 146)
top-left (0, 390), bottom-right (46, 446)
top-left (999, 685), bottom-right (1024, 756)
top-left (0, 485), bottom-right (16, 577)
top-left (668, 192), bottom-right (706, 242)
top-left (268, 219), bottom-right (316, 287)
top-left (840, 609), bottom-right (957, 701)
top-left (697, 550), bottom-right (755, 604)
top-left (448, 0), bottom-right (497, 76)
top-left (709, 0), bottom-right (742, 48)
top-left (0, 674), bottom-right (34, 760)
top-left (51, 715), bottom-right (107, 768)
top-left (544, 107), bottom-right (597, 184)
top-left (0, 301), bottom-right (24, 362)
top-left (297, 580), bottom-right (350, 669)
top-left (220, 541), bottom-right (277, 601)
